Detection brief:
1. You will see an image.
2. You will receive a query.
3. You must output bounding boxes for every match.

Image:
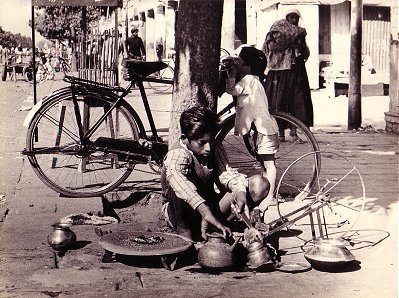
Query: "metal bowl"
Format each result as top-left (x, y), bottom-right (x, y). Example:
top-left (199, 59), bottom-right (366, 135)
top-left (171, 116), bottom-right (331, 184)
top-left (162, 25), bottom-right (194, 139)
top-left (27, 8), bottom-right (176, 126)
top-left (304, 238), bottom-right (355, 271)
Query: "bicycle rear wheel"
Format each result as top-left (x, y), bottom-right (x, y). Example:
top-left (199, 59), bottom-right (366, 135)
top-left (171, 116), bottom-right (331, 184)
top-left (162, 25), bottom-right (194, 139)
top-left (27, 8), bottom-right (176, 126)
top-left (216, 111), bottom-right (321, 201)
top-left (147, 65), bottom-right (174, 92)
top-left (26, 90), bottom-right (143, 197)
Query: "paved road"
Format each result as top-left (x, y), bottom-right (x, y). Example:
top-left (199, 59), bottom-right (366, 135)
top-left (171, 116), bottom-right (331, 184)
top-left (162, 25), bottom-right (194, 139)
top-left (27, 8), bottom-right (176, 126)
top-left (0, 76), bottom-right (397, 297)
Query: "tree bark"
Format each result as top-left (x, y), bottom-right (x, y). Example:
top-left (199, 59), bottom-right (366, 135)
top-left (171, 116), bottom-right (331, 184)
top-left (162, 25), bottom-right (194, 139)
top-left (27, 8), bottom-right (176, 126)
top-left (168, 0), bottom-right (224, 147)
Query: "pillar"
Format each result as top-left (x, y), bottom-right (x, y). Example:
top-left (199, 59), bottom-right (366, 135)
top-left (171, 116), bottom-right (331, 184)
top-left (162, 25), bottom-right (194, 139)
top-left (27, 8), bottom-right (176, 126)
top-left (165, 1), bottom-right (177, 58)
top-left (385, 0), bottom-right (399, 133)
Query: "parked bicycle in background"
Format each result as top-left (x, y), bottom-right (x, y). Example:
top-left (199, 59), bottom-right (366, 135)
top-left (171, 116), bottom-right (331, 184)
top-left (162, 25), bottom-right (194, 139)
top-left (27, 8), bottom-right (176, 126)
top-left (24, 51), bottom-right (55, 83)
top-left (146, 48), bottom-right (231, 93)
top-left (147, 50), bottom-right (175, 92)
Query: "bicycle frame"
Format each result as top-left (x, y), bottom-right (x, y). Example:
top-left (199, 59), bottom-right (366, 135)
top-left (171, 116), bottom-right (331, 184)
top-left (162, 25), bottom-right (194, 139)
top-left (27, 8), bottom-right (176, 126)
top-left (66, 74), bottom-right (173, 144)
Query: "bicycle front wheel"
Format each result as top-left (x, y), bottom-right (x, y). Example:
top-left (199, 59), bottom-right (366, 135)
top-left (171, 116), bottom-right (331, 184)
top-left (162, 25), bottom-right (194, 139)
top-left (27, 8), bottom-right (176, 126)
top-left (216, 111), bottom-right (320, 201)
top-left (26, 90), bottom-right (142, 197)
top-left (147, 65), bottom-right (174, 92)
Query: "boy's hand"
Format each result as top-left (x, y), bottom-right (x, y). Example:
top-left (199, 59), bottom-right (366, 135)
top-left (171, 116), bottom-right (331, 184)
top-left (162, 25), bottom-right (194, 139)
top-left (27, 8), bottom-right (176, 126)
top-left (201, 219), bottom-right (231, 240)
top-left (197, 203), bottom-right (232, 240)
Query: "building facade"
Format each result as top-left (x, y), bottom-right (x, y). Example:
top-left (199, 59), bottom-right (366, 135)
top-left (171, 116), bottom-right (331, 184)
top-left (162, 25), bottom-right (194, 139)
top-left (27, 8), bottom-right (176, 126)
top-left (122, 0), bottom-right (390, 90)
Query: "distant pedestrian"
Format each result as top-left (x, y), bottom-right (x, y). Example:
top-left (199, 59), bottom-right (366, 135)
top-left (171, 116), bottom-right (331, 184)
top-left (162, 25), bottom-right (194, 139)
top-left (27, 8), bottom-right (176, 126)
top-left (155, 37), bottom-right (164, 62)
top-left (125, 27), bottom-right (146, 60)
top-left (262, 8), bottom-right (313, 142)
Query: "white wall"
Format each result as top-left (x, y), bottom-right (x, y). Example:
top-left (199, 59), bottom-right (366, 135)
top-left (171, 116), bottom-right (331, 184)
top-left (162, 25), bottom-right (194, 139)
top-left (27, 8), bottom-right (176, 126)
top-left (331, 2), bottom-right (351, 71)
top-left (221, 0), bottom-right (236, 54)
top-left (295, 4), bottom-right (320, 90)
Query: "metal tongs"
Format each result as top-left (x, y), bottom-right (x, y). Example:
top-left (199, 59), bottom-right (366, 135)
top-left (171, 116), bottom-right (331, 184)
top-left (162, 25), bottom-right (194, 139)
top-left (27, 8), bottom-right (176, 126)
top-left (233, 203), bottom-right (271, 245)
top-left (230, 200), bottom-right (269, 244)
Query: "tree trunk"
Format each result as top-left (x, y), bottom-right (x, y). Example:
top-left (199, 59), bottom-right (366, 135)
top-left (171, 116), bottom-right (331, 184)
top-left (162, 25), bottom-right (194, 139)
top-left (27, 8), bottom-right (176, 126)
top-left (168, 0), bottom-right (224, 147)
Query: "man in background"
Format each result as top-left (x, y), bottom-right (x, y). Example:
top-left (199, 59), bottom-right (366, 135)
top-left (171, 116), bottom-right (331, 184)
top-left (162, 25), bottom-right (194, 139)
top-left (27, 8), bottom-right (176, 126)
top-left (125, 27), bottom-right (146, 60)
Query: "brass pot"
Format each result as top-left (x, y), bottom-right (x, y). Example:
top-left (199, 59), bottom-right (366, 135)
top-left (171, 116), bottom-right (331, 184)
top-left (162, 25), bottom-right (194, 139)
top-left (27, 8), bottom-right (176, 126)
top-left (47, 223), bottom-right (77, 251)
top-left (198, 233), bottom-right (240, 270)
top-left (246, 241), bottom-right (272, 268)
top-left (304, 238), bottom-right (355, 270)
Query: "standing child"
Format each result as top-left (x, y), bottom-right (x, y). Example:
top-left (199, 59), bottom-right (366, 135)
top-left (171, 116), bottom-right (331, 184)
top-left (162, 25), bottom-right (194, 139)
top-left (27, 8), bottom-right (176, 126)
top-left (224, 46), bottom-right (280, 221)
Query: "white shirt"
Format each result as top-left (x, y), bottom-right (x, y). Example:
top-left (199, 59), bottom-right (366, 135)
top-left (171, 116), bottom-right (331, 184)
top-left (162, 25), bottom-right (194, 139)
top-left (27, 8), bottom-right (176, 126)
top-left (226, 74), bottom-right (278, 136)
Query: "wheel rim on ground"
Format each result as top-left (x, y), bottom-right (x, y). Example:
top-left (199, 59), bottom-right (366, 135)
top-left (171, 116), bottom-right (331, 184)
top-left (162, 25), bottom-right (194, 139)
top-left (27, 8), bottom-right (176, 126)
top-left (216, 112), bottom-right (320, 201)
top-left (147, 65), bottom-right (174, 92)
top-left (26, 91), bottom-right (141, 197)
top-left (274, 151), bottom-right (365, 243)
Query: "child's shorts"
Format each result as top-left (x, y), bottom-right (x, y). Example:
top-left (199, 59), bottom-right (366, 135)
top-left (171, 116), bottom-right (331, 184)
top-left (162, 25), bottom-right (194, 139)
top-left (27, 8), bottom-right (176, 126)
top-left (254, 132), bottom-right (279, 161)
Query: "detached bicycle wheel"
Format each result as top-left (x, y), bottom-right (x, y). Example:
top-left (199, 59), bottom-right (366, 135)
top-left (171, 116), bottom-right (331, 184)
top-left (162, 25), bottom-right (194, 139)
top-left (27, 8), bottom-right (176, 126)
top-left (216, 111), bottom-right (320, 201)
top-left (26, 89), bottom-right (142, 198)
top-left (147, 65), bottom-right (174, 92)
top-left (274, 151), bottom-right (365, 243)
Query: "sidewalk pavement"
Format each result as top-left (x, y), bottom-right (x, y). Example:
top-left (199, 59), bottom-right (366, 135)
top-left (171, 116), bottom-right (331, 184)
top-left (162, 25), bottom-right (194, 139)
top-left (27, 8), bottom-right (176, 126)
top-left (0, 77), bottom-right (397, 297)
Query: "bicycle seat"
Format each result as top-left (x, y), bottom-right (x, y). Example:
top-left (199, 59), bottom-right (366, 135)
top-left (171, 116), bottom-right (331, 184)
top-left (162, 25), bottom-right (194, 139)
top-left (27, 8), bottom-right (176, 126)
top-left (122, 59), bottom-right (167, 78)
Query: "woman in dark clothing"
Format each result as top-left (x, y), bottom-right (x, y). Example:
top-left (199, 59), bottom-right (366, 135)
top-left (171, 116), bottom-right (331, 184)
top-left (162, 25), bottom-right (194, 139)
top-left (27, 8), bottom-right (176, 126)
top-left (262, 8), bottom-right (313, 141)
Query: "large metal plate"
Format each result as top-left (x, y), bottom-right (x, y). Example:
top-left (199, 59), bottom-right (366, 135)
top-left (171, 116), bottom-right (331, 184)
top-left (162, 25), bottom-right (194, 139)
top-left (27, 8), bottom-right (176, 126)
top-left (99, 231), bottom-right (193, 256)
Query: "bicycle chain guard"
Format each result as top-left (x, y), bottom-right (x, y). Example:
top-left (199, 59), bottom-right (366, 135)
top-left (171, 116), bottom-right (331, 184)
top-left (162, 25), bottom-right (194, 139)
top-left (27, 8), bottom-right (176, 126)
top-left (93, 137), bottom-right (168, 165)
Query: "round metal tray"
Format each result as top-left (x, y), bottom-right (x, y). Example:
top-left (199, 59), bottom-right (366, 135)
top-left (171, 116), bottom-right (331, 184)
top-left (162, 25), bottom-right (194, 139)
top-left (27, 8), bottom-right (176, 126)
top-left (273, 261), bottom-right (311, 273)
top-left (99, 231), bottom-right (193, 256)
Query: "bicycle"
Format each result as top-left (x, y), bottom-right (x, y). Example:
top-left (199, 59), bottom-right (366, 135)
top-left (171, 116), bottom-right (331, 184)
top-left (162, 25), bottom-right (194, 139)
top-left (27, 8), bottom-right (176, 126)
top-left (147, 52), bottom-right (175, 93)
top-left (26, 54), bottom-right (55, 83)
top-left (23, 57), bottom-right (319, 200)
top-left (23, 59), bottom-right (172, 198)
top-left (146, 48), bottom-right (230, 93)
top-left (59, 56), bottom-right (71, 76)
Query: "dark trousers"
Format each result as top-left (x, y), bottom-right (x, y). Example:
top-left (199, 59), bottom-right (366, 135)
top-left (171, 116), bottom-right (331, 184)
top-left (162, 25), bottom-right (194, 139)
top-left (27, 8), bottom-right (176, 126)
top-left (166, 188), bottom-right (203, 241)
top-left (165, 187), bottom-right (225, 242)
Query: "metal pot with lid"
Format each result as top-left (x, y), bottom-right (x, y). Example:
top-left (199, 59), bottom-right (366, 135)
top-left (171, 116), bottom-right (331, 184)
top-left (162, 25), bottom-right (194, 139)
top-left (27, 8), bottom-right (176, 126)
top-left (197, 233), bottom-right (240, 270)
top-left (304, 238), bottom-right (355, 270)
